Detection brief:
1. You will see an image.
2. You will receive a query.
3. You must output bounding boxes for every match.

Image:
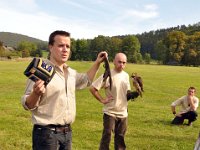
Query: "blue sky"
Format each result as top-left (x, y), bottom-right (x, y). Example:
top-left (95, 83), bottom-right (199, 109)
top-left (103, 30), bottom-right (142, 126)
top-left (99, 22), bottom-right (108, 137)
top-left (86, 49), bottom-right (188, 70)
top-left (0, 0), bottom-right (200, 41)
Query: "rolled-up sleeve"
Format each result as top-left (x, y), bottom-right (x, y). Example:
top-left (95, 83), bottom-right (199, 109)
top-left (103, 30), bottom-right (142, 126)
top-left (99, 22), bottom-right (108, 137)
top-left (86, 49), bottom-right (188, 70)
top-left (91, 75), bottom-right (104, 91)
top-left (21, 79), bottom-right (38, 110)
top-left (194, 97), bottom-right (199, 110)
top-left (75, 73), bottom-right (91, 89)
top-left (171, 97), bottom-right (183, 107)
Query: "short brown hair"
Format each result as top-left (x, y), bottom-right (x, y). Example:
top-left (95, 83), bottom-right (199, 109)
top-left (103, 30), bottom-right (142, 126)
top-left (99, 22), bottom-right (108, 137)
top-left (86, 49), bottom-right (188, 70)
top-left (188, 86), bottom-right (196, 92)
top-left (48, 30), bottom-right (70, 45)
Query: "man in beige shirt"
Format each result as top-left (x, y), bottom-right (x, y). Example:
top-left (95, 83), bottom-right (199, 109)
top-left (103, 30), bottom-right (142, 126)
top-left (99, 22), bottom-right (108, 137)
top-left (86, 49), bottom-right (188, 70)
top-left (21, 30), bottom-right (107, 150)
top-left (90, 53), bottom-right (139, 150)
top-left (171, 87), bottom-right (199, 126)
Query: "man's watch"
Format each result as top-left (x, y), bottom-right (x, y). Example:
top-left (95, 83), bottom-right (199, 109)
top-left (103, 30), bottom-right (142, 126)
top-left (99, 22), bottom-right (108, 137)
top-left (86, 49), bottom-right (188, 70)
top-left (173, 111), bottom-right (176, 115)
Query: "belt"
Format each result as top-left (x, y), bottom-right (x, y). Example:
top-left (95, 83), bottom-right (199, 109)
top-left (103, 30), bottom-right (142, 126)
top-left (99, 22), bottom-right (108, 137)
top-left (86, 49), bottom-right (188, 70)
top-left (34, 124), bottom-right (71, 133)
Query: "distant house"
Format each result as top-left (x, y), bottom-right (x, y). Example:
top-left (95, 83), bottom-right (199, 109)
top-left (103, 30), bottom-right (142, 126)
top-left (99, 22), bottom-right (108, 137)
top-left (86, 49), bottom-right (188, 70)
top-left (3, 45), bottom-right (16, 51)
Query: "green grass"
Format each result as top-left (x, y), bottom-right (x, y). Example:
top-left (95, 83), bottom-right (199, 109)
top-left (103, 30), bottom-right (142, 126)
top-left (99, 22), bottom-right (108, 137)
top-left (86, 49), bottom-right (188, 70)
top-left (0, 60), bottom-right (200, 150)
top-left (42, 51), bottom-right (48, 58)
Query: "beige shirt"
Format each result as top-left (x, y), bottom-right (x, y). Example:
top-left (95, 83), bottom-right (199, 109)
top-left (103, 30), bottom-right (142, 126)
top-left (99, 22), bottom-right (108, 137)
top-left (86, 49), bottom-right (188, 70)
top-left (21, 62), bottom-right (91, 126)
top-left (92, 69), bottom-right (131, 118)
top-left (171, 95), bottom-right (199, 114)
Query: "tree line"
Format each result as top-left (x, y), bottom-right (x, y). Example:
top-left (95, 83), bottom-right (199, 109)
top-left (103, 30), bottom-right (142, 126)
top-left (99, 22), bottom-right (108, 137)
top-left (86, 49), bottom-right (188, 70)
top-left (0, 35), bottom-right (149, 63)
top-left (156, 31), bottom-right (200, 66)
top-left (0, 22), bottom-right (200, 65)
top-left (0, 41), bottom-right (46, 58)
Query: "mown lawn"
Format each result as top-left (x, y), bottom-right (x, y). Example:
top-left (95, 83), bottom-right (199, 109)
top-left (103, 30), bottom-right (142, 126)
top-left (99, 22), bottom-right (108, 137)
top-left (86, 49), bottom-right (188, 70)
top-left (0, 60), bottom-right (200, 150)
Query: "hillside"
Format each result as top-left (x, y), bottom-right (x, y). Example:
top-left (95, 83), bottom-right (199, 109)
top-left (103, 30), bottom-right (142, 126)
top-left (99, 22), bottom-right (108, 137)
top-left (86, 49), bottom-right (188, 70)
top-left (0, 32), bottom-right (47, 48)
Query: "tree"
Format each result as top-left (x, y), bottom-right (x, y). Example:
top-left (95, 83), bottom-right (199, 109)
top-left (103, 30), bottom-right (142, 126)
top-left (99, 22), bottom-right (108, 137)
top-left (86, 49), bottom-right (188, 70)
top-left (0, 47), bottom-right (5, 57)
top-left (90, 35), bottom-right (111, 60)
top-left (36, 42), bottom-right (48, 51)
top-left (109, 37), bottom-right (122, 60)
top-left (75, 39), bottom-right (90, 60)
top-left (33, 49), bottom-right (43, 57)
top-left (21, 49), bottom-right (30, 58)
top-left (183, 32), bottom-right (200, 66)
top-left (0, 41), bottom-right (5, 57)
top-left (154, 40), bottom-right (167, 64)
top-left (70, 38), bottom-right (77, 60)
top-left (163, 31), bottom-right (186, 64)
top-left (0, 41), bottom-right (3, 47)
top-left (144, 53), bottom-right (151, 64)
top-left (17, 41), bottom-right (38, 57)
top-left (121, 35), bottom-right (141, 63)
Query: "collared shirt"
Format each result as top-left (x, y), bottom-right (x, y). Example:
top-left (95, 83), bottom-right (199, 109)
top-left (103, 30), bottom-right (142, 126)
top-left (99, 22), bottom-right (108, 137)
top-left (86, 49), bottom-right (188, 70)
top-left (171, 95), bottom-right (199, 114)
top-left (21, 61), bottom-right (91, 125)
top-left (92, 69), bottom-right (131, 118)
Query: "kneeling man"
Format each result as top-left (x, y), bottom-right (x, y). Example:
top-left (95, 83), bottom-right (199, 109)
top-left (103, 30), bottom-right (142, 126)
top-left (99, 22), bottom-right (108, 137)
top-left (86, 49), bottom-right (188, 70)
top-left (171, 87), bottom-right (199, 126)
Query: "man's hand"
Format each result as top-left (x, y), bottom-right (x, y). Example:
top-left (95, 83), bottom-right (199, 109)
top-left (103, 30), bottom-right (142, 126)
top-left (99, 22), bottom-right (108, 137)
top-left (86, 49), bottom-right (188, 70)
top-left (96, 51), bottom-right (108, 64)
top-left (90, 86), bottom-right (113, 104)
top-left (25, 80), bottom-right (46, 109)
top-left (33, 80), bottom-right (46, 96)
top-left (188, 95), bottom-right (195, 111)
top-left (24, 58), bottom-right (55, 86)
top-left (87, 51), bottom-right (108, 82)
top-left (101, 95), bottom-right (113, 104)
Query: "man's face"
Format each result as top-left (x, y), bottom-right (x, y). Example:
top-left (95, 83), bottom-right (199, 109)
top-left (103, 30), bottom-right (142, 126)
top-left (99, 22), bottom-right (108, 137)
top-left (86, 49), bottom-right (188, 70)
top-left (49, 35), bottom-right (71, 65)
top-left (188, 89), bottom-right (195, 96)
top-left (113, 54), bottom-right (127, 72)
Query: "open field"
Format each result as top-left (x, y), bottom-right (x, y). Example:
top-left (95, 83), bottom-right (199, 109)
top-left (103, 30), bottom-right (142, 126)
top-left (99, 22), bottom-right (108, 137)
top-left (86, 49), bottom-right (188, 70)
top-left (0, 60), bottom-right (200, 150)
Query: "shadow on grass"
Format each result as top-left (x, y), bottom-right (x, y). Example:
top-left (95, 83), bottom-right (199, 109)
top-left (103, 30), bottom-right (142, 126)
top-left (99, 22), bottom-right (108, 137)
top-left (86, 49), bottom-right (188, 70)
top-left (158, 119), bottom-right (196, 127)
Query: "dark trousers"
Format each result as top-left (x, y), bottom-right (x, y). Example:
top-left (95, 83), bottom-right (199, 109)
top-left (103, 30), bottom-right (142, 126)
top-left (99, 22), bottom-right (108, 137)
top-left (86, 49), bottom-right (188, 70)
top-left (171, 111), bottom-right (198, 125)
top-left (32, 125), bottom-right (72, 150)
top-left (99, 113), bottom-right (127, 150)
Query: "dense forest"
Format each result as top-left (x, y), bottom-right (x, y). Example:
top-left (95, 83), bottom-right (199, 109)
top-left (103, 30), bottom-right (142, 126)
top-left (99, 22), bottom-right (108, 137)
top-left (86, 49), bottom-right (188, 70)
top-left (0, 22), bottom-right (200, 66)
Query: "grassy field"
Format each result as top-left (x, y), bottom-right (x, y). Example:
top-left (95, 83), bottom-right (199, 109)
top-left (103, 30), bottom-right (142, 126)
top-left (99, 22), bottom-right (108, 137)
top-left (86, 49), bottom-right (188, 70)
top-left (0, 60), bottom-right (200, 150)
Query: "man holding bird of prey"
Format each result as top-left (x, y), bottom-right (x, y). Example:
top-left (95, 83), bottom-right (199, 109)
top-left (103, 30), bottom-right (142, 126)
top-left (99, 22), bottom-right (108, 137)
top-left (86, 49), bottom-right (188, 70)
top-left (90, 52), bottom-right (143, 150)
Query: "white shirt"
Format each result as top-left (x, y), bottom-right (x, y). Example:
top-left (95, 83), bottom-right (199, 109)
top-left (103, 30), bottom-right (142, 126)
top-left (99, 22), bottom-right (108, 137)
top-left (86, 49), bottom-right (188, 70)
top-left (171, 95), bottom-right (199, 114)
top-left (21, 62), bottom-right (91, 125)
top-left (92, 69), bottom-right (131, 118)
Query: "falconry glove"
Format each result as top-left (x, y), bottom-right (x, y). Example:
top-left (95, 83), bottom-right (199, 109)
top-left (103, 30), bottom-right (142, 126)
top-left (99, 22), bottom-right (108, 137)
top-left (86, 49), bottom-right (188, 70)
top-left (127, 90), bottom-right (139, 101)
top-left (127, 73), bottom-right (144, 101)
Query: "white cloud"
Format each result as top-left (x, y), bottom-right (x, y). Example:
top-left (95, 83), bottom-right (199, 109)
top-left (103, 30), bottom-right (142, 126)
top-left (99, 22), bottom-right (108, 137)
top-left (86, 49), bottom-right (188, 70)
top-left (143, 4), bottom-right (159, 19)
top-left (0, 0), bottom-right (38, 12)
top-left (112, 3), bottom-right (159, 28)
top-left (144, 4), bottom-right (158, 11)
top-left (0, 8), bottom-right (62, 40)
top-left (0, 0), bottom-right (161, 40)
top-left (1, 0), bottom-right (199, 41)
top-left (0, 6), bottom-right (107, 40)
top-left (125, 9), bottom-right (158, 19)
top-left (60, 0), bottom-right (87, 9)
